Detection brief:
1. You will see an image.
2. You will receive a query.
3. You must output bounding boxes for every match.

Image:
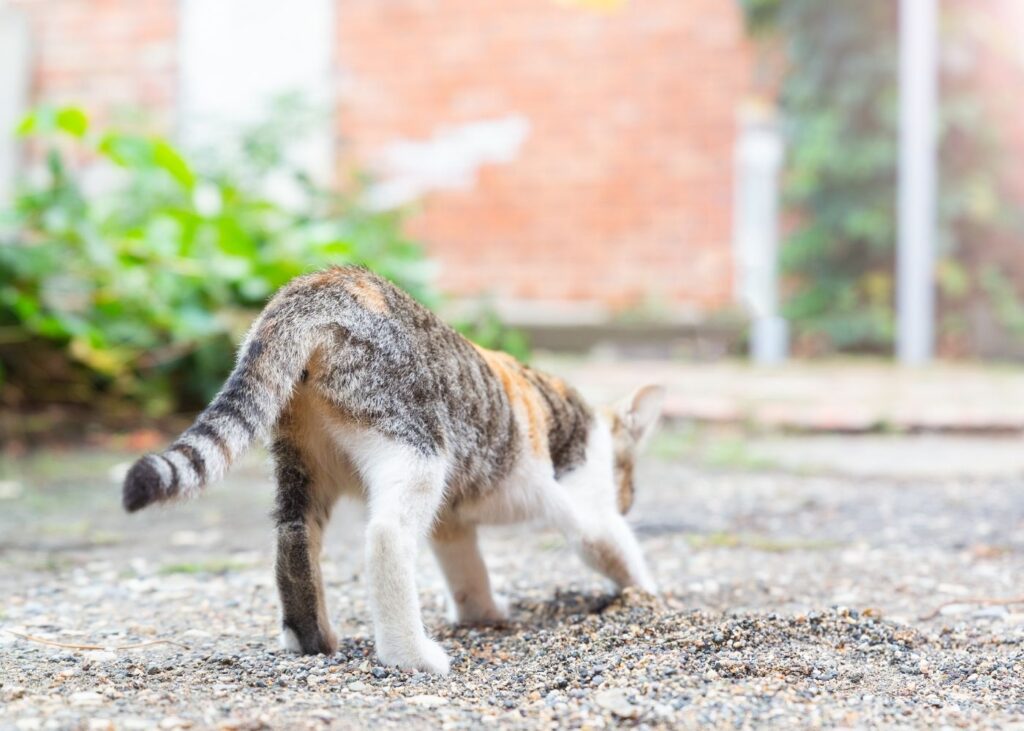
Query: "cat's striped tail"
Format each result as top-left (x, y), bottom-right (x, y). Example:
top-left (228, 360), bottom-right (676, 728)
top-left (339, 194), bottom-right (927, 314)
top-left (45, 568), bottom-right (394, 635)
top-left (121, 286), bottom-right (323, 513)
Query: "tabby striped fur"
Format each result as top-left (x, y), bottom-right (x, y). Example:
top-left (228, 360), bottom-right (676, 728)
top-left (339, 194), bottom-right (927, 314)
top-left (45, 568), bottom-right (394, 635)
top-left (123, 266), bottom-right (664, 674)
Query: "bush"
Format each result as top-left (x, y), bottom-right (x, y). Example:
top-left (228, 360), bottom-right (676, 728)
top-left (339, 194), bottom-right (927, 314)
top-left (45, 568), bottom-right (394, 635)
top-left (0, 106), bottom-right (438, 415)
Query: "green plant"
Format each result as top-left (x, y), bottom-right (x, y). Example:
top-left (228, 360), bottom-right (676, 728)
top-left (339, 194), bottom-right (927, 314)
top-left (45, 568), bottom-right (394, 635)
top-left (455, 304), bottom-right (531, 363)
top-left (738, 0), bottom-right (1014, 354)
top-left (0, 105), bottom-right (436, 414)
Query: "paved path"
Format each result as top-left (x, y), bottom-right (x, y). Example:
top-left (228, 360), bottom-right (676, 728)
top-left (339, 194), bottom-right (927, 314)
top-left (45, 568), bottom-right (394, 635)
top-left (541, 357), bottom-right (1024, 433)
top-left (3, 437), bottom-right (1024, 728)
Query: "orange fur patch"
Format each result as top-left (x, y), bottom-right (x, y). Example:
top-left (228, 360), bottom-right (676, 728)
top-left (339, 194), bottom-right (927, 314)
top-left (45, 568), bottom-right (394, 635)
top-left (346, 275), bottom-right (390, 314)
top-left (304, 268), bottom-right (347, 289)
top-left (300, 267), bottom-right (390, 314)
top-left (473, 345), bottom-right (548, 456)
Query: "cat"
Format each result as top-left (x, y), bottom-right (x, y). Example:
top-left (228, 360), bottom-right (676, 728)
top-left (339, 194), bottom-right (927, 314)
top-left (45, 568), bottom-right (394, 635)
top-left (122, 265), bottom-right (664, 674)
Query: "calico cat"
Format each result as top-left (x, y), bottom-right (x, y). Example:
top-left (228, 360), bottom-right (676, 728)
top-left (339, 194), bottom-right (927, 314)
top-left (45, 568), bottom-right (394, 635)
top-left (122, 266), bottom-right (664, 674)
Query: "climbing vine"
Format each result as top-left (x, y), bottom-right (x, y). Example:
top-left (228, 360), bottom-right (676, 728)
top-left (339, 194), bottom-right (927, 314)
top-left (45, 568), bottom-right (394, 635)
top-left (738, 0), bottom-right (1019, 355)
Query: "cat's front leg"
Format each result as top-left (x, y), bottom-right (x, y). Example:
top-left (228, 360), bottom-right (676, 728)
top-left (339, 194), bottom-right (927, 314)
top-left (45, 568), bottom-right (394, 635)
top-left (549, 483), bottom-right (657, 594)
top-left (430, 521), bottom-right (508, 626)
top-left (361, 447), bottom-right (451, 674)
top-left (576, 513), bottom-right (657, 594)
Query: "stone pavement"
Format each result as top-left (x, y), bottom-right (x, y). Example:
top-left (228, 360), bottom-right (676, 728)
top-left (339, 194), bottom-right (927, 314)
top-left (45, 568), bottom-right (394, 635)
top-left (5, 438), bottom-right (1024, 728)
top-left (540, 356), bottom-right (1024, 433)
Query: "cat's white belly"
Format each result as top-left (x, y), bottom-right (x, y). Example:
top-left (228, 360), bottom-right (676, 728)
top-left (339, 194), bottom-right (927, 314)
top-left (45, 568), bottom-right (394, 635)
top-left (453, 458), bottom-right (561, 527)
top-left (455, 488), bottom-right (541, 525)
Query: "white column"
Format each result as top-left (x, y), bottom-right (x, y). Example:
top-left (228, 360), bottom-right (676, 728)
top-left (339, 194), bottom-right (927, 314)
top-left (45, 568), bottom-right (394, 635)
top-left (0, 3), bottom-right (30, 205)
top-left (897, 0), bottom-right (939, 365)
top-left (179, 0), bottom-right (335, 198)
top-left (733, 111), bottom-right (787, 365)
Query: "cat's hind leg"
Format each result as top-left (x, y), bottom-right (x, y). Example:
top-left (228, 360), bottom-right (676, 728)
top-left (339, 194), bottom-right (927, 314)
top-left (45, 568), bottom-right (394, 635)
top-left (356, 439), bottom-right (451, 674)
top-left (430, 522), bottom-right (508, 626)
top-left (272, 438), bottom-right (339, 655)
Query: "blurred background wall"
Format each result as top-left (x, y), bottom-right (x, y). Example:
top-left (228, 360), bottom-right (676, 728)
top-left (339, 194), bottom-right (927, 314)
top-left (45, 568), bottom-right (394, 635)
top-left (7, 0), bottom-right (753, 320)
top-left (3, 0), bottom-right (1024, 369)
top-left (336, 0), bottom-right (750, 317)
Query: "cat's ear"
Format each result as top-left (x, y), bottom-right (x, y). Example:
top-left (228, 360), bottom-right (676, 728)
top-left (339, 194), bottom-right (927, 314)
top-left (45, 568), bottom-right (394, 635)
top-left (617, 384), bottom-right (665, 447)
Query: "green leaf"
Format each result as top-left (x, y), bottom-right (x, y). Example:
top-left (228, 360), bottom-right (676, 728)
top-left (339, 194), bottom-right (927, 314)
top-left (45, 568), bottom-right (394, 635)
top-left (153, 140), bottom-right (196, 190)
top-left (98, 133), bottom-right (153, 168)
top-left (56, 107), bottom-right (89, 138)
top-left (1, 101), bottom-right (454, 416)
top-left (15, 111), bottom-right (38, 136)
top-left (16, 106), bottom-right (90, 138)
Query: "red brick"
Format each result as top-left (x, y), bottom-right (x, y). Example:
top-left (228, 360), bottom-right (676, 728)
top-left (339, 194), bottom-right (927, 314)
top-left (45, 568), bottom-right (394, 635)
top-left (336, 0), bottom-right (752, 310)
top-left (11, 0), bottom-right (177, 131)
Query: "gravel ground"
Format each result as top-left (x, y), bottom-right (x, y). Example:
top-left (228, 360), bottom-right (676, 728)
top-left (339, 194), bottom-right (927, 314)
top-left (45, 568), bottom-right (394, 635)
top-left (3, 435), bottom-right (1024, 729)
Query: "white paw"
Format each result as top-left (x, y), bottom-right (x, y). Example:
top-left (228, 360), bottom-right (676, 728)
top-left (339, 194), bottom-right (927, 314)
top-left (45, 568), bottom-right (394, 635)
top-left (280, 626), bottom-right (302, 653)
top-left (377, 637), bottom-right (451, 675)
top-left (417, 638), bottom-right (452, 674)
top-left (637, 567), bottom-right (659, 595)
top-left (637, 578), bottom-right (659, 595)
top-left (618, 577), bottom-right (658, 596)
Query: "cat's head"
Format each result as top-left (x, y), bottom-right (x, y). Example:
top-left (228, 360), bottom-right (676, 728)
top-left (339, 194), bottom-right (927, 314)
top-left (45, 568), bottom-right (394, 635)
top-left (603, 385), bottom-right (665, 514)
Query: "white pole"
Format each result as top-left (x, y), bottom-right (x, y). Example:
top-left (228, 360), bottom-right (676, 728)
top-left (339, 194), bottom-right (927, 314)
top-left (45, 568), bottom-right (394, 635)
top-left (897, 0), bottom-right (939, 365)
top-left (734, 110), bottom-right (787, 365)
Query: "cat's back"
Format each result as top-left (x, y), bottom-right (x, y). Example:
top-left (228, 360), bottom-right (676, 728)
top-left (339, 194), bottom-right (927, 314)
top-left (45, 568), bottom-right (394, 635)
top-left (271, 267), bottom-right (515, 467)
top-left (264, 265), bottom-right (447, 339)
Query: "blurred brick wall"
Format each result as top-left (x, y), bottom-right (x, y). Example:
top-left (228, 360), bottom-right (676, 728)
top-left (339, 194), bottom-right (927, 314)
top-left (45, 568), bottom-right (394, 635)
top-left (9, 0), bottom-right (177, 130)
top-left (336, 0), bottom-right (752, 312)
top-left (10, 0), bottom-right (751, 314)
top-left (22, 0), bottom-right (1024, 315)
top-left (11, 1), bottom-right (1024, 318)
